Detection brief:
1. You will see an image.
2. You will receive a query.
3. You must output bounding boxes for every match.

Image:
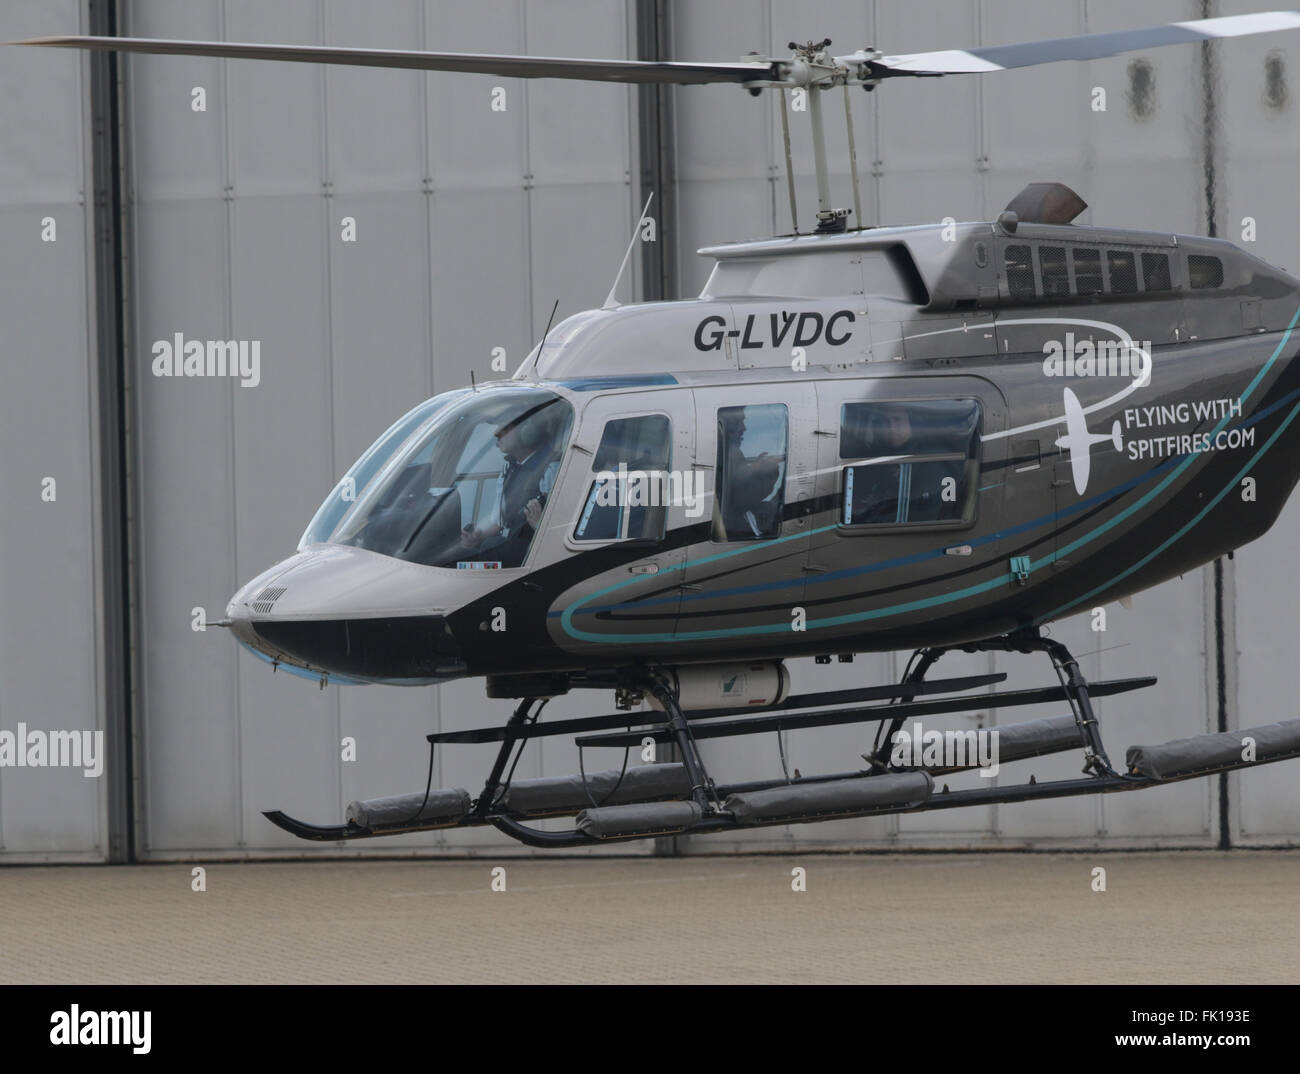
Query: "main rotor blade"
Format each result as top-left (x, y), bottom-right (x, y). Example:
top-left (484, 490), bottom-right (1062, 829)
top-left (851, 10), bottom-right (1300, 76)
top-left (13, 35), bottom-right (774, 85)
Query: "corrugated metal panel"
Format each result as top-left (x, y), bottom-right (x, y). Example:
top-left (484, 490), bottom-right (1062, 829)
top-left (1214, 0), bottom-right (1300, 845)
top-left (10, 0), bottom-right (1300, 860)
top-left (672, 0), bottom-right (1233, 851)
top-left (0, 0), bottom-right (107, 861)
top-left (126, 0), bottom-right (643, 857)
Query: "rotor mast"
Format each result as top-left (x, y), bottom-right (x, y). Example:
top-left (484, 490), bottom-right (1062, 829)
top-left (756, 39), bottom-right (882, 234)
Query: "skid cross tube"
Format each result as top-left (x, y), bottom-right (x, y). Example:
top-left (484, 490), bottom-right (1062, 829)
top-left (473, 696), bottom-right (539, 817)
top-left (870, 646), bottom-right (944, 772)
top-left (646, 675), bottom-right (717, 809)
top-left (1043, 637), bottom-right (1117, 776)
top-left (951, 632), bottom-right (1122, 778)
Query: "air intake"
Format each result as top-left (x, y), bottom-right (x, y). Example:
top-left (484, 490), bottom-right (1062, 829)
top-left (1004, 182), bottom-right (1087, 225)
top-left (252, 585), bottom-right (287, 615)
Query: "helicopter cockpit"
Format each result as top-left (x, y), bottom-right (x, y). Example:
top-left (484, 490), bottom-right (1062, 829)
top-left (300, 386), bottom-right (573, 570)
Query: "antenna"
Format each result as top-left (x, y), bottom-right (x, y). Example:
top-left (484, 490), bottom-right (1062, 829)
top-left (529, 297), bottom-right (561, 380)
top-left (540, 297), bottom-right (560, 346)
top-left (603, 192), bottom-right (655, 310)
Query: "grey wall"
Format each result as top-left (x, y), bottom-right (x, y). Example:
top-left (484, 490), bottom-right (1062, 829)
top-left (3, 0), bottom-right (1299, 861)
top-left (672, 0), bottom-right (1300, 851)
top-left (0, 0), bottom-right (108, 862)
top-left (124, 0), bottom-right (644, 858)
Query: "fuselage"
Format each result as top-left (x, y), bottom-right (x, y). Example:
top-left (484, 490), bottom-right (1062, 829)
top-left (226, 217), bottom-right (1300, 687)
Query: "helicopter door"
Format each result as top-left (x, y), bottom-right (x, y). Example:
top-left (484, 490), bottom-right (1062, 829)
top-left (677, 384), bottom-right (817, 645)
top-left (807, 376), bottom-right (1007, 628)
top-left (542, 389), bottom-right (692, 658)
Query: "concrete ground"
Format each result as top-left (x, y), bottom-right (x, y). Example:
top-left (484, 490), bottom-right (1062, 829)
top-left (2, 851), bottom-right (1297, 983)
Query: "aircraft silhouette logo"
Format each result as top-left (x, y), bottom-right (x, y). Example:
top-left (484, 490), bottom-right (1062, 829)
top-left (1054, 387), bottom-right (1123, 495)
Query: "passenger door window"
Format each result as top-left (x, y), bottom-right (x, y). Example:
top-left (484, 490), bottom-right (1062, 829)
top-left (839, 400), bottom-right (981, 526)
top-left (713, 404), bottom-right (788, 541)
top-left (573, 414), bottom-right (672, 542)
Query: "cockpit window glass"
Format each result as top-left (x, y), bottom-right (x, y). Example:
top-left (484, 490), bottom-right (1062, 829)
top-left (713, 404), bottom-right (787, 542)
top-left (329, 388), bottom-right (573, 569)
top-left (298, 390), bottom-right (469, 549)
top-left (574, 415), bottom-right (672, 542)
top-left (839, 400), bottom-right (981, 526)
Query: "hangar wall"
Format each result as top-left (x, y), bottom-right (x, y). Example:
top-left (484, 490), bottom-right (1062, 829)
top-left (672, 0), bottom-right (1300, 852)
top-left (2, 0), bottom-right (1298, 862)
top-left (122, 0), bottom-right (646, 858)
top-left (0, 1), bottom-right (109, 862)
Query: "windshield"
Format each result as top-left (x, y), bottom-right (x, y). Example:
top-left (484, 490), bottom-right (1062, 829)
top-left (299, 390), bottom-right (471, 550)
top-left (329, 387), bottom-right (573, 569)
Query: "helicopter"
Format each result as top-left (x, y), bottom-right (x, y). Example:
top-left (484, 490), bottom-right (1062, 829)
top-left (20, 10), bottom-right (1300, 849)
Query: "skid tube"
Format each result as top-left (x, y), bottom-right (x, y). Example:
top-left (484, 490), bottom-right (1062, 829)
top-left (261, 628), bottom-right (1300, 848)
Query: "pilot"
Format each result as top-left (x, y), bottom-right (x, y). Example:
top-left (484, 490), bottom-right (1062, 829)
top-left (460, 405), bottom-right (563, 564)
top-left (715, 408), bottom-right (783, 540)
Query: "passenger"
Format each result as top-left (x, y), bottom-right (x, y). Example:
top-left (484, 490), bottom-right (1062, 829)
top-left (851, 404), bottom-right (913, 524)
top-left (849, 404), bottom-right (964, 523)
top-left (715, 408), bottom-right (783, 540)
top-left (869, 404), bottom-right (913, 456)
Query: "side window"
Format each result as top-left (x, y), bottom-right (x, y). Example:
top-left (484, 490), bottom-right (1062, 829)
top-left (713, 404), bottom-right (787, 541)
top-left (1040, 245), bottom-right (1070, 297)
top-left (839, 400), bottom-right (981, 526)
top-left (1073, 248), bottom-right (1103, 295)
top-left (574, 414), bottom-right (671, 542)
top-left (1142, 252), bottom-right (1172, 292)
top-left (1189, 254), bottom-right (1223, 289)
top-left (1006, 244), bottom-right (1035, 298)
top-left (1107, 250), bottom-right (1139, 294)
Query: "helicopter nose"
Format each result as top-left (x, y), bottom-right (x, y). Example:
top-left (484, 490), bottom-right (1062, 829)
top-left (222, 545), bottom-right (469, 682)
top-left (225, 594), bottom-right (263, 651)
top-left (222, 551), bottom-right (315, 660)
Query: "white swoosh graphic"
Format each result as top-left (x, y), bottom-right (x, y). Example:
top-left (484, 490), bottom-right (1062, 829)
top-left (897, 316), bottom-right (1152, 441)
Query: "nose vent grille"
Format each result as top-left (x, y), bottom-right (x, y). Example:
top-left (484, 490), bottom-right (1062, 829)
top-left (252, 586), bottom-right (288, 615)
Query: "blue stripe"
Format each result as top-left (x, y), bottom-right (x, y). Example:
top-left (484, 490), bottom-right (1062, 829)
top-left (1037, 309), bottom-right (1300, 620)
top-left (236, 639), bottom-right (364, 685)
top-left (558, 315), bottom-right (1300, 643)
top-left (550, 374), bottom-right (677, 391)
top-left (555, 450), bottom-right (1184, 619)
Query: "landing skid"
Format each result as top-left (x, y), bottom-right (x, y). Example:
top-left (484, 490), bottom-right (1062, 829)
top-left (263, 630), bottom-right (1300, 847)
